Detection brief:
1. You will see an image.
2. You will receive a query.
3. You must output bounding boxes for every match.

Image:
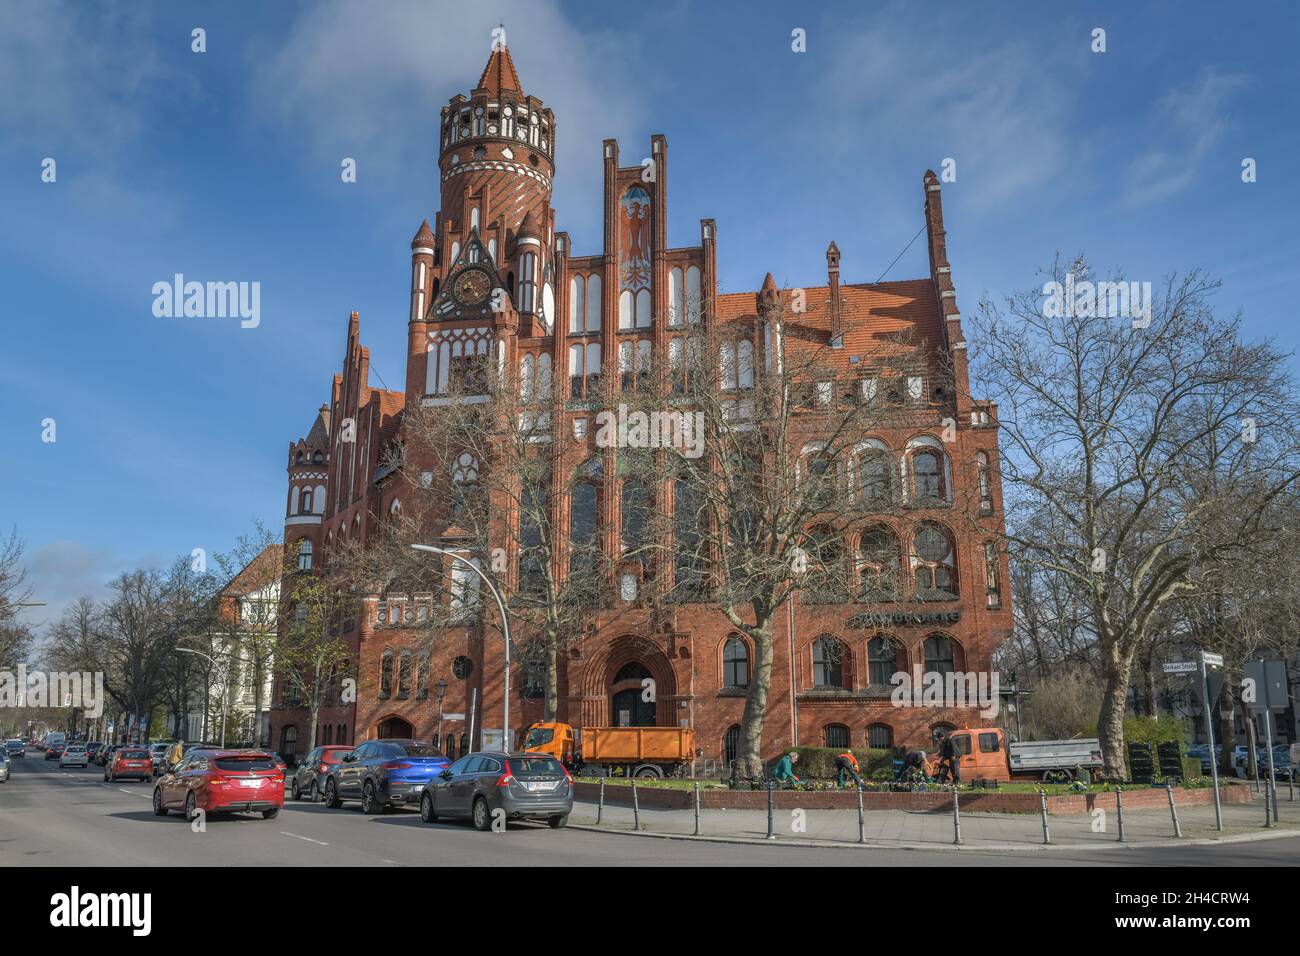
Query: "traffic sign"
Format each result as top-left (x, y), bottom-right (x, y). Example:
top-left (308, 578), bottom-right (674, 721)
top-left (1202, 651), bottom-right (1224, 667)
top-left (1244, 659), bottom-right (1289, 713)
top-left (441, 712), bottom-right (465, 721)
top-left (1162, 661), bottom-right (1198, 674)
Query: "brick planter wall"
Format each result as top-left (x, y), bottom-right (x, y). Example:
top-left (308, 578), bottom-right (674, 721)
top-left (573, 782), bottom-right (1250, 815)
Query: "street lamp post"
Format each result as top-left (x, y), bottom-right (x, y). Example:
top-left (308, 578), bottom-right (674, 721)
top-left (435, 678), bottom-right (448, 748)
top-left (411, 544), bottom-right (511, 751)
top-left (176, 646), bottom-right (231, 749)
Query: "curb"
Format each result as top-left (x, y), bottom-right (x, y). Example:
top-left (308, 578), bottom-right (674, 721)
top-left (565, 822), bottom-right (1300, 853)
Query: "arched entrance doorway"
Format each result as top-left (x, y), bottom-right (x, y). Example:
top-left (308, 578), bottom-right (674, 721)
top-left (377, 716), bottom-right (414, 739)
top-left (610, 662), bottom-right (656, 727)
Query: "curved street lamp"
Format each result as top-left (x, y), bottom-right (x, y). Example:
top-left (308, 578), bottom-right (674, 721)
top-left (410, 544), bottom-right (511, 751)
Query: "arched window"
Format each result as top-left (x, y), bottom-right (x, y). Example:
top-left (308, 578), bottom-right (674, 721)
top-left (301, 488), bottom-right (313, 513)
top-left (459, 733), bottom-right (468, 756)
top-left (296, 539), bottom-right (313, 571)
top-left (668, 268), bottom-right (684, 327)
top-left (620, 479), bottom-right (650, 558)
top-left (722, 635), bottom-right (749, 688)
top-left (569, 476), bottom-right (600, 582)
top-left (724, 724), bottom-right (741, 765)
top-left (857, 527), bottom-right (900, 600)
top-left (803, 448), bottom-right (836, 510)
top-left (280, 725), bottom-right (298, 762)
top-left (323, 723), bottom-right (333, 745)
top-left (824, 723), bottom-right (850, 749)
top-left (673, 476), bottom-right (706, 594)
top-left (867, 634), bottom-right (899, 686)
top-left (923, 634), bottom-right (957, 676)
top-left (913, 523), bottom-right (957, 599)
top-left (397, 651), bottom-right (412, 699)
top-left (976, 452), bottom-right (992, 511)
top-left (338, 724), bottom-right (347, 745)
top-left (379, 651), bottom-right (394, 699)
top-left (585, 275), bottom-right (602, 333)
top-left (805, 524), bottom-right (844, 600)
top-left (517, 251), bottom-right (537, 314)
top-left (812, 635), bottom-right (849, 688)
top-left (912, 449), bottom-right (944, 501)
top-left (614, 662), bottom-right (652, 684)
top-left (857, 447), bottom-right (894, 508)
top-left (518, 474), bottom-right (550, 597)
top-left (451, 452), bottom-right (479, 520)
top-left (569, 275), bottom-right (585, 334)
top-left (868, 723), bottom-right (894, 750)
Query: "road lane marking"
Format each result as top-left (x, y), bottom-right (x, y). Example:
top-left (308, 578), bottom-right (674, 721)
top-left (280, 831), bottom-right (329, 846)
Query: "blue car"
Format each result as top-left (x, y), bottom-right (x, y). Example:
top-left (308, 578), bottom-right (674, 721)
top-left (323, 739), bottom-right (449, 813)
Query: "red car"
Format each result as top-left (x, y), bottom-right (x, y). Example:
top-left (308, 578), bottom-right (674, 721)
top-left (104, 746), bottom-right (153, 782)
top-left (152, 749), bottom-right (284, 821)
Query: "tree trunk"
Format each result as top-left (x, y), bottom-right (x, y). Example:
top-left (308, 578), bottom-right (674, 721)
top-left (1096, 662), bottom-right (1131, 780)
top-left (738, 627), bottom-right (774, 779)
top-left (1217, 674), bottom-right (1236, 776)
top-left (544, 632), bottom-right (558, 721)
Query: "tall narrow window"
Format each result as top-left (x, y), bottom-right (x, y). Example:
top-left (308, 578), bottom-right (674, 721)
top-left (923, 635), bottom-right (956, 676)
top-left (723, 636), bottom-right (749, 688)
top-left (913, 523), bottom-right (957, 599)
top-left (812, 635), bottom-right (848, 688)
top-left (296, 539), bottom-right (313, 571)
top-left (620, 479), bottom-right (650, 559)
top-left (450, 557), bottom-right (482, 621)
top-left (585, 275), bottom-right (602, 333)
top-left (984, 541), bottom-right (1001, 609)
top-left (518, 252), bottom-right (537, 314)
top-left (674, 477), bottom-right (705, 594)
top-left (518, 476), bottom-right (550, 598)
top-left (976, 452), bottom-right (992, 511)
top-left (912, 450), bottom-right (944, 501)
top-left (569, 275), bottom-right (585, 334)
top-left (867, 635), bottom-right (899, 686)
top-left (569, 479), bottom-right (600, 590)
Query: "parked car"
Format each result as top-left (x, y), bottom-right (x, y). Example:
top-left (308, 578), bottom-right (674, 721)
top-left (0, 751), bottom-right (9, 783)
top-left (96, 745), bottom-right (119, 767)
top-left (290, 745), bottom-right (354, 802)
top-left (59, 744), bottom-right (89, 768)
top-left (152, 749), bottom-right (284, 821)
top-left (420, 751), bottom-right (572, 831)
top-left (5, 739), bottom-right (25, 759)
top-left (104, 746), bottom-right (154, 782)
top-left (45, 744), bottom-right (64, 761)
top-left (85, 742), bottom-right (105, 762)
top-left (323, 739), bottom-right (449, 813)
top-left (149, 743), bottom-right (171, 775)
top-left (1185, 743), bottom-right (1222, 774)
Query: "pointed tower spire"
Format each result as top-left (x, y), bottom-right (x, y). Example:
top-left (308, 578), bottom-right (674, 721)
top-left (477, 38), bottom-right (524, 96)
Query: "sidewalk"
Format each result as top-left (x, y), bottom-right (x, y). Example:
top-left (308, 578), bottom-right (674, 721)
top-left (570, 785), bottom-right (1300, 850)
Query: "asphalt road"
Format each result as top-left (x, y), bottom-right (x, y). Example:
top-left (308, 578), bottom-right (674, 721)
top-left (3, 755), bottom-right (1296, 866)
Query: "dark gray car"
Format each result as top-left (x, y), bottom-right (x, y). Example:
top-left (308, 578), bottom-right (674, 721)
top-left (419, 751), bottom-right (572, 831)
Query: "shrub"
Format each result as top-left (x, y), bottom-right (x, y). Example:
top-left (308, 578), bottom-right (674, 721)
top-left (768, 746), bottom-right (893, 780)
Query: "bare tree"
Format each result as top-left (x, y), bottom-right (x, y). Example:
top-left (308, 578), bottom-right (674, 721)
top-left (0, 528), bottom-right (37, 666)
top-left (971, 256), bottom-right (1300, 778)
top-left (670, 288), bottom-right (942, 777)
top-left (278, 561), bottom-right (353, 752)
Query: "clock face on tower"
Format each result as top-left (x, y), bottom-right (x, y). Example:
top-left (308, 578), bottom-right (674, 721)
top-left (453, 268), bottom-right (491, 306)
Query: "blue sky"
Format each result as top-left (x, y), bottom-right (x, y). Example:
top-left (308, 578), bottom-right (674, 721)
top-left (2, 0), bottom-right (1297, 632)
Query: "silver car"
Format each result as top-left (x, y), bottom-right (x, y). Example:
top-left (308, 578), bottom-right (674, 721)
top-left (59, 744), bottom-right (89, 768)
top-left (0, 751), bottom-right (9, 782)
top-left (419, 751), bottom-right (572, 831)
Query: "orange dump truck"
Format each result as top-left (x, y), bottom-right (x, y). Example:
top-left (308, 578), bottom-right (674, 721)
top-left (521, 722), bottom-right (696, 778)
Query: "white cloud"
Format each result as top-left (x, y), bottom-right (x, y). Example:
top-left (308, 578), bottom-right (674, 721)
top-left (244, 0), bottom-right (653, 249)
top-left (1123, 68), bottom-right (1248, 205)
top-left (817, 7), bottom-right (1077, 210)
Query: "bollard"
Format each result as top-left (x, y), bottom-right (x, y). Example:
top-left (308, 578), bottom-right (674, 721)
top-left (766, 779), bottom-right (776, 840)
top-left (1166, 783), bottom-right (1182, 838)
top-left (1290, 769), bottom-right (1295, 803)
top-left (1039, 789), bottom-right (1051, 845)
top-left (693, 782), bottom-right (701, 836)
top-left (952, 787), bottom-right (962, 845)
top-left (1115, 787), bottom-right (1126, 843)
top-left (1265, 776), bottom-right (1276, 828)
top-left (631, 779), bottom-right (641, 831)
top-left (1272, 775), bottom-right (1280, 824)
top-left (857, 786), bottom-right (866, 845)
top-left (597, 777), bottom-right (605, 825)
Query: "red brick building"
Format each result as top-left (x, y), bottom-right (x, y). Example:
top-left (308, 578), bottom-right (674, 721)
top-left (269, 43), bottom-right (1011, 770)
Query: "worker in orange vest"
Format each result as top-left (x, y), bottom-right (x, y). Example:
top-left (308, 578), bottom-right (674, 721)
top-left (835, 750), bottom-right (863, 789)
